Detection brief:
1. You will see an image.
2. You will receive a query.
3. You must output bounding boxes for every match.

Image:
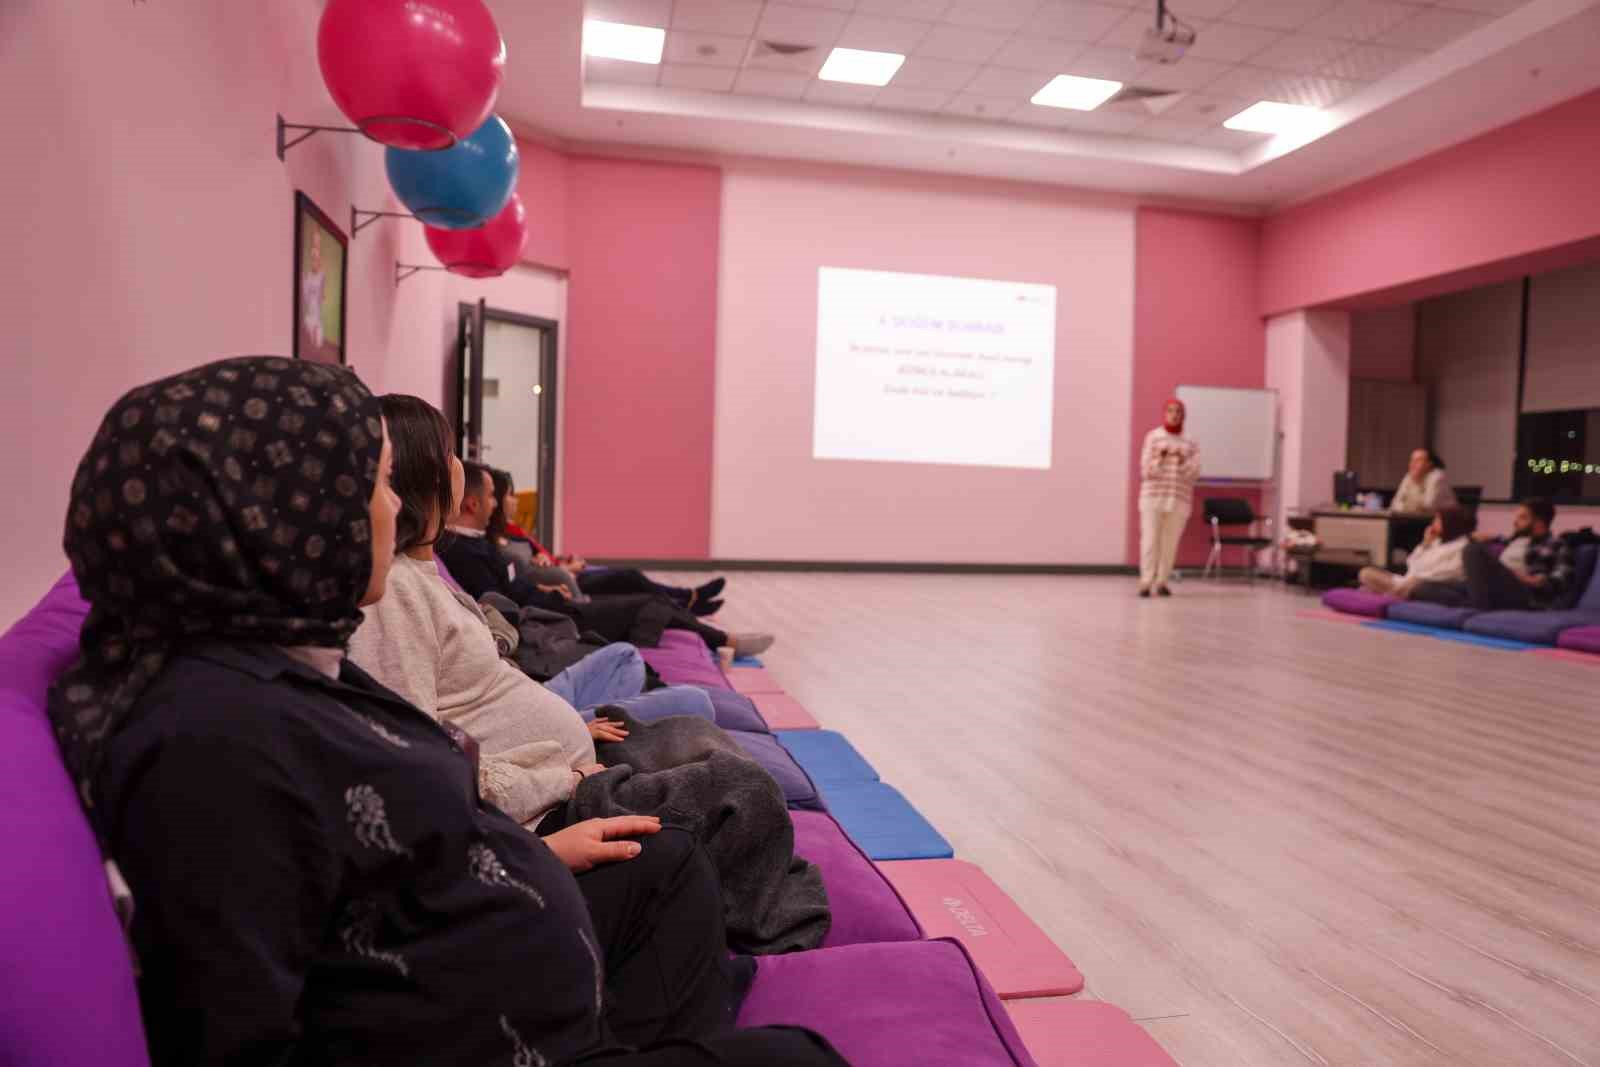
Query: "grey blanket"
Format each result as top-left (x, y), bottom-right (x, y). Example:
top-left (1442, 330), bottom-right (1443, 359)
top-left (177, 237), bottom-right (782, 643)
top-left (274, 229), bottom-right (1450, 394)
top-left (570, 710), bottom-right (830, 955)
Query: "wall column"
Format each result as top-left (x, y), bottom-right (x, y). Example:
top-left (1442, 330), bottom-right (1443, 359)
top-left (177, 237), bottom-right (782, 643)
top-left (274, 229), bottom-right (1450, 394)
top-left (1265, 310), bottom-right (1351, 539)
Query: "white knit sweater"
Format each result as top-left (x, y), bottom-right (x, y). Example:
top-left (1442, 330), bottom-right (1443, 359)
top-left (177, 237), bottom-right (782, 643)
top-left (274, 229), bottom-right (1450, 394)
top-left (349, 553), bottom-right (595, 826)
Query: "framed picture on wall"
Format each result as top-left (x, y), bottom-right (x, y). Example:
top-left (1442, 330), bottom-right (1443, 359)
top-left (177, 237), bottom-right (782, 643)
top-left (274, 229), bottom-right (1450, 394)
top-left (292, 191), bottom-right (348, 365)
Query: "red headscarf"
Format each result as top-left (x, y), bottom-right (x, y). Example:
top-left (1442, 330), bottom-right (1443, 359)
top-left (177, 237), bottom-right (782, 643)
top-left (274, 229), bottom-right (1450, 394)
top-left (1163, 398), bottom-right (1185, 434)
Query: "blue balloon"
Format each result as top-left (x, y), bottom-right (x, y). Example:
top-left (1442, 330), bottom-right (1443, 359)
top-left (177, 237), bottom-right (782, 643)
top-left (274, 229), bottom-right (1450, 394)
top-left (385, 115), bottom-right (519, 230)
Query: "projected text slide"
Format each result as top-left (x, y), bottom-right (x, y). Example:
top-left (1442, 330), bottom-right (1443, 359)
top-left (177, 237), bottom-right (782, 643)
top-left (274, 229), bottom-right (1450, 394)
top-left (812, 267), bottom-right (1057, 469)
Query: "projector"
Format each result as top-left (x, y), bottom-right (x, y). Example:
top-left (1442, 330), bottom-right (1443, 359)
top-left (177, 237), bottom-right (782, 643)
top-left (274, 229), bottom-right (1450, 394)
top-left (1136, 21), bottom-right (1196, 65)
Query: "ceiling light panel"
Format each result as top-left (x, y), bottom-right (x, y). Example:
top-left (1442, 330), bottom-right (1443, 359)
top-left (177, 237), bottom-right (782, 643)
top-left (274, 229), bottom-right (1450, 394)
top-left (1223, 99), bottom-right (1324, 133)
top-left (583, 20), bottom-right (666, 64)
top-left (1031, 74), bottom-right (1125, 111)
top-left (818, 47), bottom-right (907, 86)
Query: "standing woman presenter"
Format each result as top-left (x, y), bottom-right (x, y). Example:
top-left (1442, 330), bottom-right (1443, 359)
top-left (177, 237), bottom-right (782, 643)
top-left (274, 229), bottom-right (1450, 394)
top-left (1138, 398), bottom-right (1201, 597)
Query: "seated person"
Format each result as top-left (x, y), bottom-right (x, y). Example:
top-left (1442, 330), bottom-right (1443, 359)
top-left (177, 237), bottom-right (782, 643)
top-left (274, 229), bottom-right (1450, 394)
top-left (443, 458), bottom-right (772, 657)
top-left (1391, 448), bottom-right (1458, 513)
top-left (52, 356), bottom-right (843, 1067)
top-left (1413, 497), bottom-right (1575, 610)
top-left (490, 466), bottom-right (725, 615)
top-left (1358, 507), bottom-right (1474, 599)
top-left (352, 395), bottom-right (828, 954)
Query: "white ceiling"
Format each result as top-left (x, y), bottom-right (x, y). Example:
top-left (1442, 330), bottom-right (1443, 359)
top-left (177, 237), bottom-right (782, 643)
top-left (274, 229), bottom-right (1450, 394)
top-left (489, 0), bottom-right (1600, 209)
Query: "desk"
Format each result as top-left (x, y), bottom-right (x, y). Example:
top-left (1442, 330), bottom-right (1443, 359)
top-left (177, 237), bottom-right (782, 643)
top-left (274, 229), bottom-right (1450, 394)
top-left (1310, 508), bottom-right (1431, 571)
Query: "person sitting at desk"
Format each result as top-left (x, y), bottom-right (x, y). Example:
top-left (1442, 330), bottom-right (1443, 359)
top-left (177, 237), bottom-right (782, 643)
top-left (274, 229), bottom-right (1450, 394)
top-left (1357, 507), bottom-right (1474, 599)
top-left (1412, 497), bottom-right (1575, 611)
top-left (1391, 448), bottom-right (1457, 513)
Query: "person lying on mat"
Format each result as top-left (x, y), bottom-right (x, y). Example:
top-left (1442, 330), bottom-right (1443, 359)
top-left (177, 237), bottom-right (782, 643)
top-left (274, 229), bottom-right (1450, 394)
top-left (350, 396), bottom-right (828, 954)
top-left (442, 457), bottom-right (773, 657)
top-left (1411, 497), bottom-right (1575, 611)
top-left (49, 356), bottom-right (845, 1067)
top-left (1390, 448), bottom-right (1458, 514)
top-left (489, 466), bottom-right (727, 615)
top-left (1357, 506), bottom-right (1474, 599)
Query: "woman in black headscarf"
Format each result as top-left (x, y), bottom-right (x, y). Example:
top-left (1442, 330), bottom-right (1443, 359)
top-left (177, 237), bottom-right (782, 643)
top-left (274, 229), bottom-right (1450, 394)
top-left (48, 357), bottom-right (845, 1067)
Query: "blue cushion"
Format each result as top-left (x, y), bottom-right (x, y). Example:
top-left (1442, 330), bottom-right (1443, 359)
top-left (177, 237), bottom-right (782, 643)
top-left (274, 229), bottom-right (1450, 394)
top-left (1385, 601), bottom-right (1477, 629)
top-left (1464, 609), bottom-right (1600, 647)
top-left (731, 655), bottom-right (765, 668)
top-left (777, 730), bottom-right (880, 789)
top-left (824, 782), bottom-right (953, 861)
top-left (1363, 620), bottom-right (1538, 651)
top-left (727, 729), bottom-right (823, 811)
top-left (699, 688), bottom-right (770, 734)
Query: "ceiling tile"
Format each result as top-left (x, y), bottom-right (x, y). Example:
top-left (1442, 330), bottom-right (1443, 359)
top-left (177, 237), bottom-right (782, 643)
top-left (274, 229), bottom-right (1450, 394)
top-left (670, 0), bottom-right (763, 36)
top-left (855, 0), bottom-right (954, 17)
top-left (1302, 1), bottom-right (1425, 42)
top-left (806, 80), bottom-right (885, 105)
top-left (873, 85), bottom-right (954, 110)
top-left (1192, 125), bottom-right (1273, 149)
top-left (1185, 21), bottom-right (1284, 62)
top-left (1222, 0), bottom-right (1342, 31)
top-left (1132, 55), bottom-right (1234, 89)
top-left (944, 93), bottom-right (1026, 119)
top-left (990, 35), bottom-right (1084, 71)
top-left (1131, 117), bottom-right (1205, 142)
top-left (583, 55), bottom-right (663, 85)
top-left (963, 66), bottom-right (1054, 96)
top-left (733, 69), bottom-right (812, 97)
top-left (1264, 71), bottom-right (1365, 106)
top-left (1323, 42), bottom-right (1426, 80)
top-left (584, 0), bottom-right (674, 28)
top-left (1026, 1), bottom-right (1130, 42)
top-left (1059, 109), bottom-right (1144, 133)
top-left (663, 30), bottom-right (747, 67)
top-left (744, 39), bottom-right (829, 74)
top-left (945, 0), bottom-right (1045, 31)
top-left (913, 23), bottom-right (1012, 62)
top-left (1378, 7), bottom-right (1493, 49)
top-left (837, 13), bottom-right (935, 51)
top-left (1063, 44), bottom-right (1144, 81)
top-left (756, 3), bottom-right (852, 46)
top-left (659, 63), bottom-right (739, 90)
top-left (1248, 33), bottom-right (1353, 73)
top-left (892, 55), bottom-right (980, 88)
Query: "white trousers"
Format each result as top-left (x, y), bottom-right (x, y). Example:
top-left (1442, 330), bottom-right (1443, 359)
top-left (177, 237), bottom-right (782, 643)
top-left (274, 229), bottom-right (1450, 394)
top-left (1139, 504), bottom-right (1190, 589)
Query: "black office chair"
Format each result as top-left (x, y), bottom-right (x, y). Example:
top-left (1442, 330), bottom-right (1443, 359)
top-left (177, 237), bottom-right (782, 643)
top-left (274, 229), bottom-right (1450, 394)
top-left (1202, 498), bottom-right (1274, 581)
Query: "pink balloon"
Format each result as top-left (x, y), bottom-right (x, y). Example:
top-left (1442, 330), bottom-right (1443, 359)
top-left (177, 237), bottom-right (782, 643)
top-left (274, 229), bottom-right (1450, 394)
top-left (425, 193), bottom-right (528, 278)
top-left (318, 0), bottom-right (506, 151)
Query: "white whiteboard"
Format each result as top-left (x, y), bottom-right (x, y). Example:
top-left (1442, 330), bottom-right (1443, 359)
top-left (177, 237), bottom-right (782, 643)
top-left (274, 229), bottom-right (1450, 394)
top-left (1175, 385), bottom-right (1277, 482)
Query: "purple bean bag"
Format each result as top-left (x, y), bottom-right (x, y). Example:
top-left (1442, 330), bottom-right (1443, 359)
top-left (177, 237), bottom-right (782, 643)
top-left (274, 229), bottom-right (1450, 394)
top-left (1557, 626), bottom-right (1600, 654)
top-left (728, 729), bottom-right (824, 811)
top-left (739, 939), bottom-right (1036, 1066)
top-left (1464, 609), bottom-right (1600, 647)
top-left (792, 811), bottom-right (921, 948)
top-left (1385, 601), bottom-right (1477, 629)
top-left (639, 628), bottom-right (731, 690)
top-left (1321, 587), bottom-right (1398, 618)
top-left (1, 574), bottom-right (149, 1067)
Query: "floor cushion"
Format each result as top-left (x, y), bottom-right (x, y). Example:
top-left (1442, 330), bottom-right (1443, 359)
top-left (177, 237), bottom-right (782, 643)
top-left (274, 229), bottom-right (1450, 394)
top-left (1385, 601), bottom-right (1477, 629)
top-left (777, 729), bottom-right (880, 789)
top-left (1005, 999), bottom-right (1178, 1067)
top-left (1463, 609), bottom-right (1600, 646)
top-left (1320, 587), bottom-right (1397, 618)
top-left (751, 692), bottom-right (822, 730)
top-left (1556, 625), bottom-right (1600, 654)
top-left (727, 729), bottom-right (823, 811)
top-left (1, 574), bottom-right (149, 1067)
top-left (698, 687), bottom-right (769, 733)
top-left (638, 629), bottom-right (730, 690)
top-left (792, 811), bottom-right (921, 947)
top-left (727, 665), bottom-right (785, 695)
top-left (739, 939), bottom-right (1036, 1066)
top-left (824, 781), bottom-right (954, 860)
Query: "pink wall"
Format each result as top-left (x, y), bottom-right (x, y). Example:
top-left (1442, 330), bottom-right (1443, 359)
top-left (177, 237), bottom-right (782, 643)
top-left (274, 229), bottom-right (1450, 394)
top-left (712, 163), bottom-right (1135, 564)
top-left (561, 157), bottom-right (720, 558)
top-left (515, 139), bottom-right (572, 272)
top-left (1261, 88), bottom-right (1600, 315)
top-left (0, 0), bottom-right (563, 627)
top-left (1129, 209), bottom-right (1266, 567)
top-left (1348, 305), bottom-right (1416, 382)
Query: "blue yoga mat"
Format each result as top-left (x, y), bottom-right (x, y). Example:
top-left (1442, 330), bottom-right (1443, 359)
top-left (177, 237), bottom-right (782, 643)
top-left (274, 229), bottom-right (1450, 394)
top-left (824, 782), bottom-right (953, 861)
top-left (1363, 620), bottom-right (1538, 651)
top-left (776, 730), bottom-right (879, 789)
top-left (731, 655), bottom-right (764, 668)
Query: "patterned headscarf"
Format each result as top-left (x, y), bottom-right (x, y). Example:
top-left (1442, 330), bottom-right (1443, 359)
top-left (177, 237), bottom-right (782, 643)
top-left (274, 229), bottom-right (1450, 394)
top-left (48, 356), bottom-right (384, 841)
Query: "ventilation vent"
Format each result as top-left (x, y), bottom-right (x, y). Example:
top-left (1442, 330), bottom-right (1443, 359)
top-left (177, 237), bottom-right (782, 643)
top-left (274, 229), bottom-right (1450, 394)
top-left (745, 39), bottom-right (823, 73)
top-left (1105, 86), bottom-right (1185, 115)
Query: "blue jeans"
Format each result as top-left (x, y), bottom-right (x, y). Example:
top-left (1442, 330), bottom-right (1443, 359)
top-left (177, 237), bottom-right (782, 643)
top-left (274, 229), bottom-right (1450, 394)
top-left (546, 644), bottom-right (716, 724)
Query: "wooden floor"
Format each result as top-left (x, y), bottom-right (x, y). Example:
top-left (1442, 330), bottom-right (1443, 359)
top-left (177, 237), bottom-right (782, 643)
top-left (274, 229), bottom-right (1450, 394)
top-left (698, 572), bottom-right (1600, 1067)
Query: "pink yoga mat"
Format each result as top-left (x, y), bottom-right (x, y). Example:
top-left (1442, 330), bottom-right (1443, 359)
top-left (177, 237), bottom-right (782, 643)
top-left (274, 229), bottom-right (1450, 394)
top-left (727, 666), bottom-right (786, 695)
top-left (752, 693), bottom-right (820, 731)
top-left (880, 860), bottom-right (1084, 999)
top-left (1006, 999), bottom-right (1177, 1067)
top-left (1533, 648), bottom-right (1600, 667)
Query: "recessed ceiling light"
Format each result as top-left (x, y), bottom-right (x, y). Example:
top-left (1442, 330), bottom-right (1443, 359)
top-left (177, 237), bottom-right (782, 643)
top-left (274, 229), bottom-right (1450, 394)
top-left (583, 19), bottom-right (665, 65)
top-left (818, 47), bottom-right (906, 87)
top-left (1223, 100), bottom-right (1323, 135)
top-left (1030, 74), bottom-right (1123, 112)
